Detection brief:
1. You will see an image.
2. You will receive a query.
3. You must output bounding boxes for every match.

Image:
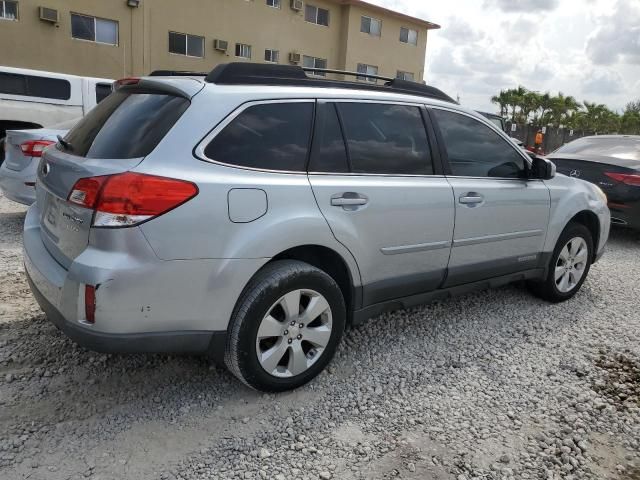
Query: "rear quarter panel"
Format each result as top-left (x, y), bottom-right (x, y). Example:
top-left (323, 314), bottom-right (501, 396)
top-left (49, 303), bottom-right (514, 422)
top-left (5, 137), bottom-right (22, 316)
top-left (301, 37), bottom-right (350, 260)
top-left (135, 87), bottom-right (362, 285)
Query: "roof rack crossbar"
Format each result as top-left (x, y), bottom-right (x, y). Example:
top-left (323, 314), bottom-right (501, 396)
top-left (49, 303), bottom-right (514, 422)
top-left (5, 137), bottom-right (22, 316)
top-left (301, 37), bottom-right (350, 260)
top-left (302, 67), bottom-right (395, 83)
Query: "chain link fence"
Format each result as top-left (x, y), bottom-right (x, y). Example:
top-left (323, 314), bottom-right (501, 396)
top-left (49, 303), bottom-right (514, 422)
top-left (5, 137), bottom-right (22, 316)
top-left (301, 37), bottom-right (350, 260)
top-left (506, 122), bottom-right (595, 154)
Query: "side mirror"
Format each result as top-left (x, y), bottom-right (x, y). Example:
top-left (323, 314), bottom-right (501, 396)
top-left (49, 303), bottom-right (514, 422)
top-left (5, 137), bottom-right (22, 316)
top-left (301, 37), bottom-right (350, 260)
top-left (530, 156), bottom-right (556, 180)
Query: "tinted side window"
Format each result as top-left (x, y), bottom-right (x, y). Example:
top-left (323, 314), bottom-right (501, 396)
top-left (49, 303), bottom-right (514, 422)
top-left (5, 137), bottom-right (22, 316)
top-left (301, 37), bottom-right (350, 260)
top-left (95, 83), bottom-right (113, 103)
top-left (0, 73), bottom-right (71, 100)
top-left (337, 103), bottom-right (433, 175)
top-left (62, 91), bottom-right (189, 158)
top-left (433, 109), bottom-right (526, 178)
top-left (309, 103), bottom-right (349, 173)
top-left (204, 103), bottom-right (314, 172)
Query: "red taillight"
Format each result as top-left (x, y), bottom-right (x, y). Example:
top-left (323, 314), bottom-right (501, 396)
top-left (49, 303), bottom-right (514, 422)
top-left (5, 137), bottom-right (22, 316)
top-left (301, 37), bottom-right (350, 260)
top-left (605, 172), bottom-right (640, 187)
top-left (115, 77), bottom-right (140, 89)
top-left (20, 140), bottom-right (55, 157)
top-left (68, 172), bottom-right (198, 227)
top-left (85, 285), bottom-right (96, 324)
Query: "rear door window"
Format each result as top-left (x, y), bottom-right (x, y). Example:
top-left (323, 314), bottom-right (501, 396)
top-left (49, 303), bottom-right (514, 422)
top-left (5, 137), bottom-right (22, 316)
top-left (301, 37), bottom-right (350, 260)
top-left (61, 90), bottom-right (189, 158)
top-left (433, 109), bottom-right (527, 178)
top-left (204, 102), bottom-right (314, 172)
top-left (336, 103), bottom-right (433, 175)
top-left (309, 103), bottom-right (349, 173)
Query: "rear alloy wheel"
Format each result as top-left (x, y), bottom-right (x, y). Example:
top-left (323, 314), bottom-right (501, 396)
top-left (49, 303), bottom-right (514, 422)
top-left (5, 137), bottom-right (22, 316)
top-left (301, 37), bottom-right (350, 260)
top-left (528, 222), bottom-right (593, 302)
top-left (256, 289), bottom-right (332, 378)
top-left (225, 260), bottom-right (345, 392)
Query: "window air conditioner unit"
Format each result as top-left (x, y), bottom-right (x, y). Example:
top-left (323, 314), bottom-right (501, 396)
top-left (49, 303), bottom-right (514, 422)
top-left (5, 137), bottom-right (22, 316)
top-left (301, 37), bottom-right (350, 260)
top-left (289, 52), bottom-right (301, 64)
top-left (290, 0), bottom-right (303, 11)
top-left (214, 39), bottom-right (229, 52)
top-left (39, 7), bottom-right (59, 23)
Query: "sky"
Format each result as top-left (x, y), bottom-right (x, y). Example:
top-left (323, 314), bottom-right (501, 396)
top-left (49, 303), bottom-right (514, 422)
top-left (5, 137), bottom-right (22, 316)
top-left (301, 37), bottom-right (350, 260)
top-left (366, 0), bottom-right (640, 114)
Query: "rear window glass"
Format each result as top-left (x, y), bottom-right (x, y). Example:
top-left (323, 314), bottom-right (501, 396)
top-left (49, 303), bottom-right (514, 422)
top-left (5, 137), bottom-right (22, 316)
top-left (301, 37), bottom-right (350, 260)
top-left (554, 137), bottom-right (640, 161)
top-left (61, 90), bottom-right (189, 158)
top-left (204, 102), bottom-right (314, 171)
top-left (0, 72), bottom-right (71, 100)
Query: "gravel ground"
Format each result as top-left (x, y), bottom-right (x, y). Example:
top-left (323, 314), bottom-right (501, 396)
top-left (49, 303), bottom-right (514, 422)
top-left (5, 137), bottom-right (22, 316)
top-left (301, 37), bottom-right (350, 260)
top-left (0, 191), bottom-right (639, 480)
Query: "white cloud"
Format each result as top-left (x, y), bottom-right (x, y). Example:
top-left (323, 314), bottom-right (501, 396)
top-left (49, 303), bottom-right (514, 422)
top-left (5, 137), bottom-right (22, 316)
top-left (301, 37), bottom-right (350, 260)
top-left (586, 0), bottom-right (640, 65)
top-left (582, 69), bottom-right (625, 95)
top-left (484, 0), bottom-right (559, 13)
top-left (364, 0), bottom-right (638, 111)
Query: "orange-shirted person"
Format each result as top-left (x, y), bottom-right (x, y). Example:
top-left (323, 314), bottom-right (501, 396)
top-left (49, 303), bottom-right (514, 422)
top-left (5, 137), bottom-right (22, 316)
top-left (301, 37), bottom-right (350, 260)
top-left (534, 130), bottom-right (544, 154)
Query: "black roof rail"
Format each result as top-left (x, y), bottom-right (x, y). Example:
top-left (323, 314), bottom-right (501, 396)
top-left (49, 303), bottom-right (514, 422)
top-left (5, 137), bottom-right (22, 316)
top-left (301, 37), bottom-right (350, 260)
top-left (149, 70), bottom-right (207, 77)
top-left (205, 63), bottom-right (456, 104)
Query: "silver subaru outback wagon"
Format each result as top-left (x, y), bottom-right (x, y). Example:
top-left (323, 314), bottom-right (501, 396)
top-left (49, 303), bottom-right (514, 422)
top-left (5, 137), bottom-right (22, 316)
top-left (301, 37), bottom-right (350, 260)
top-left (23, 63), bottom-right (610, 392)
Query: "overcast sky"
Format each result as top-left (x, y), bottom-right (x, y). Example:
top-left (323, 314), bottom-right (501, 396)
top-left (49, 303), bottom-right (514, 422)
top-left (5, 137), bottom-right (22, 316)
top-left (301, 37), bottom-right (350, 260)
top-left (367, 0), bottom-right (640, 113)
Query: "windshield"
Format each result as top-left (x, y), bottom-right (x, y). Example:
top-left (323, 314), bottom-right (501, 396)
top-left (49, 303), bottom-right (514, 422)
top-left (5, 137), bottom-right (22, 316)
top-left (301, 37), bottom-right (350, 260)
top-left (554, 137), bottom-right (640, 161)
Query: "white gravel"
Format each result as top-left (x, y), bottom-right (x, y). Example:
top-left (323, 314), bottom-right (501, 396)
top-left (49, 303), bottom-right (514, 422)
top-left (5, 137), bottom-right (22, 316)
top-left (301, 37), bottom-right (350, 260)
top-left (0, 191), bottom-right (639, 480)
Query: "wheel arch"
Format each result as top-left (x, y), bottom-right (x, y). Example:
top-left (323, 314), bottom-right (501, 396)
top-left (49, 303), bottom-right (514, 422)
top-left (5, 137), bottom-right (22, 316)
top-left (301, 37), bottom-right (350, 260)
top-left (569, 210), bottom-right (600, 261)
top-left (270, 244), bottom-right (360, 321)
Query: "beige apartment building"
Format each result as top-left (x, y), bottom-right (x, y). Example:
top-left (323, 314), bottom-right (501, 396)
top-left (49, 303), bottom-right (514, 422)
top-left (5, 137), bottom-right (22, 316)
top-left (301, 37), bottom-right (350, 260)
top-left (0, 0), bottom-right (439, 82)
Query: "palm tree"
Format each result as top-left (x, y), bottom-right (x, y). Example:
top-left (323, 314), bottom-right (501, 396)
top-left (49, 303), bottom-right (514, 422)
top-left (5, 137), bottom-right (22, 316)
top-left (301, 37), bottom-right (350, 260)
top-left (491, 90), bottom-right (509, 118)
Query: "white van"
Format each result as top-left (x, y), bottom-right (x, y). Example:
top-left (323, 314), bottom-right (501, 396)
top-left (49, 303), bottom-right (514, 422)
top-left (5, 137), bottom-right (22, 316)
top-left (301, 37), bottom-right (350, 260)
top-left (0, 66), bottom-right (113, 160)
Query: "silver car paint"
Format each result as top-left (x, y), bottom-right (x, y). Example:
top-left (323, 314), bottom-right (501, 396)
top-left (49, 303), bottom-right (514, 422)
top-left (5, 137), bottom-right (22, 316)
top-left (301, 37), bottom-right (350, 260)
top-left (0, 127), bottom-right (67, 205)
top-left (22, 78), bottom-right (610, 344)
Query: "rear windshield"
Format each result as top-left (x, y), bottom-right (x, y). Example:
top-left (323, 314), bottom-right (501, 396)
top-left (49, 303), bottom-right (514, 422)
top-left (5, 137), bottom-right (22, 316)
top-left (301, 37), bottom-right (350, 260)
top-left (60, 90), bottom-right (189, 158)
top-left (554, 137), bottom-right (640, 161)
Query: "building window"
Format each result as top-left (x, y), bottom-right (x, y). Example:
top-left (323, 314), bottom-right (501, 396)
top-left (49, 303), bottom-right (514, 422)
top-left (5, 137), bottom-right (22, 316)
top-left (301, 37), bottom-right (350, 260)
top-left (169, 31), bottom-right (204, 58)
top-left (357, 63), bottom-right (378, 82)
top-left (360, 16), bottom-right (381, 36)
top-left (400, 27), bottom-right (418, 45)
top-left (305, 4), bottom-right (329, 26)
top-left (0, 0), bottom-right (17, 20)
top-left (303, 55), bottom-right (327, 76)
top-left (264, 49), bottom-right (279, 63)
top-left (396, 71), bottom-right (415, 81)
top-left (71, 13), bottom-right (118, 45)
top-left (235, 43), bottom-right (252, 59)
top-left (266, 0), bottom-right (281, 8)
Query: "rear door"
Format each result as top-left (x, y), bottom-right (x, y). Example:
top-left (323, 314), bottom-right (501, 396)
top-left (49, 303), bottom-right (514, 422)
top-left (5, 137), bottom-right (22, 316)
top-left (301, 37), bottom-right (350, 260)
top-left (430, 107), bottom-right (550, 286)
top-left (308, 101), bottom-right (454, 307)
top-left (36, 87), bottom-right (190, 269)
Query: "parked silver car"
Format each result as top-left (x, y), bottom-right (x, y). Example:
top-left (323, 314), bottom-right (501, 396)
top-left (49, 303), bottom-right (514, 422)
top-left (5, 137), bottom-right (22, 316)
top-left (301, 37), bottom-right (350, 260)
top-left (23, 64), bottom-right (610, 392)
top-left (0, 119), bottom-right (78, 204)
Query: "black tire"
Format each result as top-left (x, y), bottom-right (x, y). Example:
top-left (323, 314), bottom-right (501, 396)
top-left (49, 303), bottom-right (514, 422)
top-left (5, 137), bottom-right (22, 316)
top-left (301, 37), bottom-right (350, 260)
top-left (528, 222), bottom-right (593, 302)
top-left (224, 260), bottom-right (346, 392)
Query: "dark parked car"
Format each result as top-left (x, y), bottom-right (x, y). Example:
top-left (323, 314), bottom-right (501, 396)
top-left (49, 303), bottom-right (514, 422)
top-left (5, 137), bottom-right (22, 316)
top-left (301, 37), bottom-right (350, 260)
top-left (548, 135), bottom-right (640, 230)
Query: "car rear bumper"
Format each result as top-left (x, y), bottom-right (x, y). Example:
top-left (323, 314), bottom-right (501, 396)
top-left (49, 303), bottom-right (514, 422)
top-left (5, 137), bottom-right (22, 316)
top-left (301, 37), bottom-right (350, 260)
top-left (609, 205), bottom-right (640, 231)
top-left (26, 269), bottom-right (222, 354)
top-left (0, 161), bottom-right (36, 205)
top-left (23, 202), bottom-right (267, 355)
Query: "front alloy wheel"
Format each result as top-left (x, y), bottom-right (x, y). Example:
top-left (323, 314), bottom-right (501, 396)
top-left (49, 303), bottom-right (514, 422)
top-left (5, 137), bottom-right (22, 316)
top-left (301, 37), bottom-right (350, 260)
top-left (554, 237), bottom-right (589, 293)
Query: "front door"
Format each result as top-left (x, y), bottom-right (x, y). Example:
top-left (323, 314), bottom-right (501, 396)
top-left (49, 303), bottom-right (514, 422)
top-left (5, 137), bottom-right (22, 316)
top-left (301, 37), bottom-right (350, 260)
top-left (308, 101), bottom-right (455, 306)
top-left (430, 107), bottom-right (550, 287)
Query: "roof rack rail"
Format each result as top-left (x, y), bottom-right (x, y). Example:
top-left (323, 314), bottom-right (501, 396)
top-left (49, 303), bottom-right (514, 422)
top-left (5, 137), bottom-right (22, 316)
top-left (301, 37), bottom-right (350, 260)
top-left (205, 63), bottom-right (456, 104)
top-left (149, 70), bottom-right (207, 77)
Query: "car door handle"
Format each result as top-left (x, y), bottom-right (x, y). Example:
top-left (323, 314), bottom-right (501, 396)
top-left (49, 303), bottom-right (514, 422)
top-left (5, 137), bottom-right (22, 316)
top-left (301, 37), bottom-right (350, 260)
top-left (330, 193), bottom-right (368, 207)
top-left (459, 193), bottom-right (484, 205)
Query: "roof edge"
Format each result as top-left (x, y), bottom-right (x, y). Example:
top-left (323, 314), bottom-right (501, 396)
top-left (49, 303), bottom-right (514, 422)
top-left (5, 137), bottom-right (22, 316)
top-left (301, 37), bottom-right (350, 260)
top-left (339, 0), bottom-right (441, 30)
